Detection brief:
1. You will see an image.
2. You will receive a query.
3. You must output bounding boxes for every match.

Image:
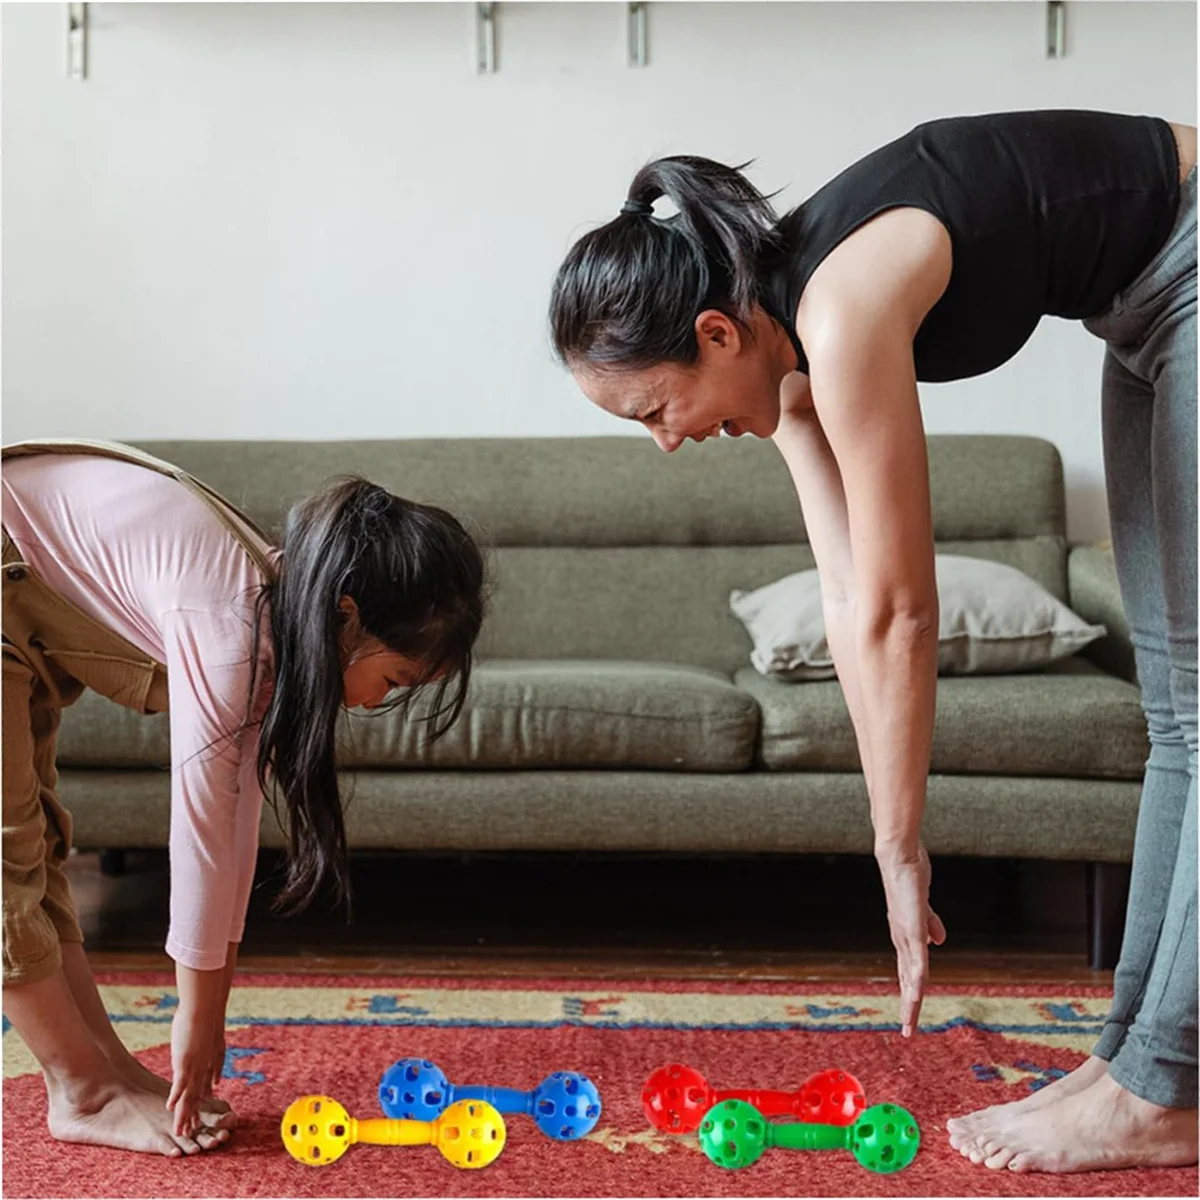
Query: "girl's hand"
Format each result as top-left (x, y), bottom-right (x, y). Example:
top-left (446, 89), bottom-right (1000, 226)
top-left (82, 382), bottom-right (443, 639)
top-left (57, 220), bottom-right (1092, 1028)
top-left (167, 1005), bottom-right (220, 1137)
top-left (875, 841), bottom-right (946, 1037)
top-left (169, 963), bottom-right (228, 1136)
top-left (210, 1026), bottom-right (227, 1093)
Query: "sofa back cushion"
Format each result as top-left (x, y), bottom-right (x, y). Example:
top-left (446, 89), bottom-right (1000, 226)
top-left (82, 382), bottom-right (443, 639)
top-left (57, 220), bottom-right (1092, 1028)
top-left (137, 435), bottom-right (1067, 675)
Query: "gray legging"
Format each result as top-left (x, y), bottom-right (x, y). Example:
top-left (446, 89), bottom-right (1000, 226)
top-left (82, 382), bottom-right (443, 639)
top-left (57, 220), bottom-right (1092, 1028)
top-left (1083, 167), bottom-right (1198, 1110)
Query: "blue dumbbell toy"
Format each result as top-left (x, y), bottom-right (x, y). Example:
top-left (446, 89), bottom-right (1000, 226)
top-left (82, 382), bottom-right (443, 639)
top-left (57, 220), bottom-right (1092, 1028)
top-left (379, 1057), bottom-right (602, 1141)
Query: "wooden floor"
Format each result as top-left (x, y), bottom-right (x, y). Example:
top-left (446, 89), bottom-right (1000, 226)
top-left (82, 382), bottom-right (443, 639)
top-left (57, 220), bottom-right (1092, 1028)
top-left (72, 848), bottom-right (1112, 986)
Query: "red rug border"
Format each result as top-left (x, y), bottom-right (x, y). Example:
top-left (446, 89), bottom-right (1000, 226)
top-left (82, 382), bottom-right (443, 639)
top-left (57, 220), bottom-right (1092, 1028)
top-left (93, 970), bottom-right (1114, 998)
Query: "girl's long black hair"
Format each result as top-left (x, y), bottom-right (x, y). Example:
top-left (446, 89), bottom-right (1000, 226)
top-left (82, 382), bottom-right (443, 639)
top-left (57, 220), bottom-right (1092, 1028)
top-left (249, 477), bottom-right (485, 915)
top-left (550, 155), bottom-right (783, 371)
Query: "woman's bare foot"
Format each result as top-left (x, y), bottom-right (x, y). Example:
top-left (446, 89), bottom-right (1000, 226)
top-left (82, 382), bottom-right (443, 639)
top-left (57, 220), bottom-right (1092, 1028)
top-left (968, 1071), bottom-right (1197, 1173)
top-left (47, 1074), bottom-right (231, 1157)
top-left (947, 1054), bottom-right (1109, 1156)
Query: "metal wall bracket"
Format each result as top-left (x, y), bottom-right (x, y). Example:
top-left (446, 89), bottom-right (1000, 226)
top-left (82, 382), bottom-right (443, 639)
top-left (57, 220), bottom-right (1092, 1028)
top-left (627, 2), bottom-right (647, 67)
top-left (68, 2), bottom-right (88, 80)
top-left (475, 2), bottom-right (496, 74)
top-left (1046, 1), bottom-right (1066, 59)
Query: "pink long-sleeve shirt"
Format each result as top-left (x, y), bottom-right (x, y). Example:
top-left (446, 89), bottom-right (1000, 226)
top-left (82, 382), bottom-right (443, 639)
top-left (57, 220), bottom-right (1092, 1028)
top-left (2, 453), bottom-right (276, 971)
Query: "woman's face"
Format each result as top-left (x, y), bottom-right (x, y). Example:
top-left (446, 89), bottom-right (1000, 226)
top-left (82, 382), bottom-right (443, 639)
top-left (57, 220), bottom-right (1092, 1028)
top-left (572, 307), bottom-right (800, 452)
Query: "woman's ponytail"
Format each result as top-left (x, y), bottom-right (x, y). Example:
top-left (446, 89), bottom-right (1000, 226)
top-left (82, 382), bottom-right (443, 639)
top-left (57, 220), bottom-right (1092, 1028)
top-left (551, 155), bottom-right (781, 370)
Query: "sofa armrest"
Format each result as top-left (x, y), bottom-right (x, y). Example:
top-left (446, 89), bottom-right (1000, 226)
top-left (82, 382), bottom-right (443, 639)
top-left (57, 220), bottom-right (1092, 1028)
top-left (1068, 545), bottom-right (1136, 683)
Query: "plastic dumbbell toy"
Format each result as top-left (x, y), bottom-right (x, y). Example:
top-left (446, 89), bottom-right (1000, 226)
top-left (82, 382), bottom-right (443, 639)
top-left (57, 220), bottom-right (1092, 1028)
top-left (380, 1057), bottom-right (602, 1141)
top-left (642, 1063), bottom-right (865, 1133)
top-left (698, 1098), bottom-right (920, 1173)
top-left (281, 1094), bottom-right (506, 1168)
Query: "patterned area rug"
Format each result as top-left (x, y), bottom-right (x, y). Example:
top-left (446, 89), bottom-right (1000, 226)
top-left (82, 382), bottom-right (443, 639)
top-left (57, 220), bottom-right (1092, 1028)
top-left (3, 972), bottom-right (1197, 1198)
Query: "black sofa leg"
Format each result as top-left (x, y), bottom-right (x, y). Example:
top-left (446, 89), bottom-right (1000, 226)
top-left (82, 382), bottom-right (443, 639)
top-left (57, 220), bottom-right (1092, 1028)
top-left (1085, 861), bottom-right (1131, 970)
top-left (99, 849), bottom-right (128, 877)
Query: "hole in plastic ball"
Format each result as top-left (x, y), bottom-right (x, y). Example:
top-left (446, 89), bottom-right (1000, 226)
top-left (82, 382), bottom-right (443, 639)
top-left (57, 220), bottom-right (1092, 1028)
top-left (859, 1124), bottom-right (874, 1139)
top-left (885, 1123), bottom-right (895, 1135)
top-left (565, 1077), bottom-right (578, 1094)
top-left (881, 1145), bottom-right (895, 1163)
top-left (701, 1120), bottom-right (713, 1133)
top-left (310, 1146), bottom-right (321, 1160)
top-left (566, 1105), bottom-right (577, 1117)
top-left (406, 1065), bottom-right (420, 1081)
top-left (560, 1125), bottom-right (572, 1138)
top-left (427, 1090), bottom-right (443, 1105)
top-left (906, 1125), bottom-right (916, 1138)
top-left (538, 1099), bottom-right (556, 1115)
top-left (332, 1124), bottom-right (346, 1138)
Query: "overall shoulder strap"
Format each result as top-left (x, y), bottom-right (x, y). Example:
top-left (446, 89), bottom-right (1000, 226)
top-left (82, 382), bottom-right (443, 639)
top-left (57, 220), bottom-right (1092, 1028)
top-left (3, 439), bottom-right (278, 582)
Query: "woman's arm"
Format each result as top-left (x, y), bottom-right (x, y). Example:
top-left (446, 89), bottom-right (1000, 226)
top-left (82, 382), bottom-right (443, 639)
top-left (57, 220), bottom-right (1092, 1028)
top-left (794, 206), bottom-right (952, 1034)
top-left (771, 403), bottom-right (876, 800)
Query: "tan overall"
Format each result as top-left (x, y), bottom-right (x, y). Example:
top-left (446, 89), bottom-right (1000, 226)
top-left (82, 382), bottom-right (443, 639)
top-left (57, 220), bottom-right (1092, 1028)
top-left (1, 440), bottom-right (276, 986)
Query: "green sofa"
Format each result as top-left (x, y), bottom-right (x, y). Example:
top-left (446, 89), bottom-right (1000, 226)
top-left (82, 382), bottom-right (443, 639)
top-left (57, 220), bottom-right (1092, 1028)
top-left (53, 435), bottom-right (1145, 964)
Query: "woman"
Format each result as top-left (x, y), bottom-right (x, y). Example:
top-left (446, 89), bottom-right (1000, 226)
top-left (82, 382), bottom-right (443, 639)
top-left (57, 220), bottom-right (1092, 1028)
top-left (549, 110), bottom-right (1196, 1173)
top-left (2, 440), bottom-right (485, 1155)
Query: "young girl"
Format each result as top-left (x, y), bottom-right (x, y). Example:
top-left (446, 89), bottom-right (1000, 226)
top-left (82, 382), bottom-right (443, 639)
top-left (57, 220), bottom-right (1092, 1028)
top-left (2, 440), bottom-right (485, 1157)
top-left (550, 111), bottom-right (1197, 1173)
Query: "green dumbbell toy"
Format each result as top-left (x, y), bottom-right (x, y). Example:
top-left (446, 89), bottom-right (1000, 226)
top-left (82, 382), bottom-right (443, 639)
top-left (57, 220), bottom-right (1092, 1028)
top-left (698, 1098), bottom-right (920, 1173)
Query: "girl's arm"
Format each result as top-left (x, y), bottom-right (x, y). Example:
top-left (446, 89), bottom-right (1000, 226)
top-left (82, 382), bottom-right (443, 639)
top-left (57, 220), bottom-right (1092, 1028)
top-left (160, 607), bottom-right (264, 1132)
top-left (794, 206), bottom-right (952, 1035)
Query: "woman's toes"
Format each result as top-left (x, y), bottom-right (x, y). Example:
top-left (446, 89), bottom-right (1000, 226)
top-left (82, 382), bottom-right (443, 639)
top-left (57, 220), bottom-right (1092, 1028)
top-left (195, 1129), bottom-right (225, 1151)
top-left (172, 1133), bottom-right (202, 1155)
top-left (1007, 1152), bottom-right (1031, 1172)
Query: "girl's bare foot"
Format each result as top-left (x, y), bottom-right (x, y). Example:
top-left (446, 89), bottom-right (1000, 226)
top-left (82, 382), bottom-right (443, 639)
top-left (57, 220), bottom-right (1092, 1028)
top-left (970, 1071), bottom-right (1197, 1173)
top-left (47, 1075), bottom-right (231, 1157)
top-left (947, 1054), bottom-right (1109, 1156)
top-left (112, 1055), bottom-right (236, 1130)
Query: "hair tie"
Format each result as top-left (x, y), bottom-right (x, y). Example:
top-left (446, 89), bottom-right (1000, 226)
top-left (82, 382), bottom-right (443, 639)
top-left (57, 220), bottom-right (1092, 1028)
top-left (620, 199), bottom-right (654, 217)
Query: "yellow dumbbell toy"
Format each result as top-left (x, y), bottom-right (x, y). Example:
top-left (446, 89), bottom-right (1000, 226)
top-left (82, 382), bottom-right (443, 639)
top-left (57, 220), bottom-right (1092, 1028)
top-left (281, 1094), bottom-right (506, 1168)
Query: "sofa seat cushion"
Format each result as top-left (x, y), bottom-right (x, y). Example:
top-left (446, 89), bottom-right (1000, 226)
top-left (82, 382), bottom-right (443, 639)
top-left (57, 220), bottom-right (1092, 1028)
top-left (55, 660), bottom-right (760, 773)
top-left (736, 657), bottom-right (1148, 779)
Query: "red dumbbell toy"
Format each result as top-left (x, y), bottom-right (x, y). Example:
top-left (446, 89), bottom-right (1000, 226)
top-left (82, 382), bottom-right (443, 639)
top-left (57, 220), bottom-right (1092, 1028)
top-left (642, 1064), bottom-right (866, 1133)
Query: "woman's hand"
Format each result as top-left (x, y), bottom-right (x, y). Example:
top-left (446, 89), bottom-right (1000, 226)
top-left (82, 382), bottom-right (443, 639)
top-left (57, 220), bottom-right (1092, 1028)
top-left (875, 841), bottom-right (946, 1037)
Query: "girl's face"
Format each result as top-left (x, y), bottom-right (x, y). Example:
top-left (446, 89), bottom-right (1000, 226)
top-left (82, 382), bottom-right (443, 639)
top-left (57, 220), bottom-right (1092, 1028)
top-left (572, 307), bottom-right (800, 452)
top-left (341, 639), bottom-right (430, 710)
top-left (337, 595), bottom-right (438, 710)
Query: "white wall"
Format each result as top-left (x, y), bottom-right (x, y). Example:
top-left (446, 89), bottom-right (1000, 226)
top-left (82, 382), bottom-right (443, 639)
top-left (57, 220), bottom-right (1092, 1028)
top-left (3, 1), bottom-right (1195, 541)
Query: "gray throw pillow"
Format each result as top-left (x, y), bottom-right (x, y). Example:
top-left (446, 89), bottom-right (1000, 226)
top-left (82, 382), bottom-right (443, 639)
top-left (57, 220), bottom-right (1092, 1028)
top-left (730, 554), bottom-right (1107, 680)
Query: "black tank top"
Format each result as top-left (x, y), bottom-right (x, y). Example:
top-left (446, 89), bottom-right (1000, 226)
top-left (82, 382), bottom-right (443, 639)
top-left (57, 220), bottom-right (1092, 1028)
top-left (766, 110), bottom-right (1181, 381)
